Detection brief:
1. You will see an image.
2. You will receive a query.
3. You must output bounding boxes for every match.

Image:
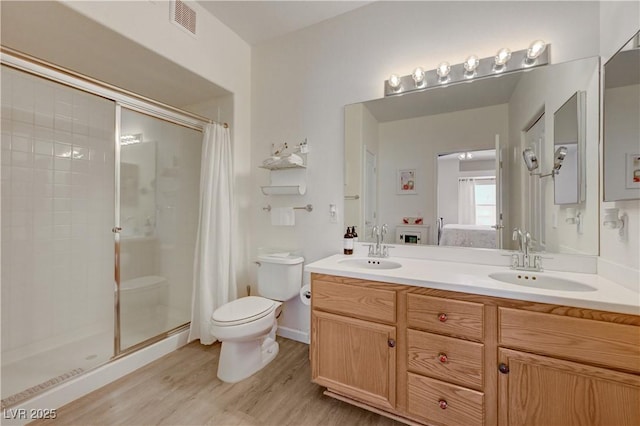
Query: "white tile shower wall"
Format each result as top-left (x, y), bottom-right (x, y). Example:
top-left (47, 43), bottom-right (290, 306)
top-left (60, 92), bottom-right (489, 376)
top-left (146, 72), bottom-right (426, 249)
top-left (1, 66), bottom-right (115, 364)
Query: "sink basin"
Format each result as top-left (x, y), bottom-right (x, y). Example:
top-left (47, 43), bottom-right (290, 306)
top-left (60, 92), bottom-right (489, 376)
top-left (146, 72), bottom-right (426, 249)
top-left (338, 258), bottom-right (402, 270)
top-left (489, 272), bottom-right (596, 292)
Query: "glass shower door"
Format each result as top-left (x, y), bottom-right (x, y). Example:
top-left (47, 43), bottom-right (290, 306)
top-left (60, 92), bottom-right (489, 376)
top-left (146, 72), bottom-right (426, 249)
top-left (1, 65), bottom-right (115, 405)
top-left (117, 107), bottom-right (202, 351)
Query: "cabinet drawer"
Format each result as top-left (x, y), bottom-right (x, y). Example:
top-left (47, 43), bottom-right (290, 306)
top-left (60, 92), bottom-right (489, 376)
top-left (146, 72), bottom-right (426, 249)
top-left (407, 373), bottom-right (484, 426)
top-left (407, 294), bottom-right (484, 341)
top-left (499, 308), bottom-right (640, 373)
top-left (313, 279), bottom-right (396, 323)
top-left (408, 329), bottom-right (484, 391)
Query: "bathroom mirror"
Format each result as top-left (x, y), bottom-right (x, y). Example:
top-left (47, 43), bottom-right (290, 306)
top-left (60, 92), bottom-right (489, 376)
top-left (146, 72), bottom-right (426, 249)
top-left (553, 91), bottom-right (586, 205)
top-left (603, 31), bottom-right (640, 201)
top-left (345, 56), bottom-right (600, 255)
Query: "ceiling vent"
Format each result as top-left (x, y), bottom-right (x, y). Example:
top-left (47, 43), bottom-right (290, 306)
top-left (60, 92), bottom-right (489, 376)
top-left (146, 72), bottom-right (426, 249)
top-left (171, 0), bottom-right (197, 36)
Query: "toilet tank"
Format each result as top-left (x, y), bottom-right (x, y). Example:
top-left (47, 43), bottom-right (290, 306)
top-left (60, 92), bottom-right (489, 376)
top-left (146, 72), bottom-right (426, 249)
top-left (257, 254), bottom-right (304, 301)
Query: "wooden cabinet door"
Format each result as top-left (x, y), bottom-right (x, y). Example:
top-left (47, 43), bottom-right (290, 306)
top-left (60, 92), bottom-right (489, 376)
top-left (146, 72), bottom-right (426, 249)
top-left (312, 310), bottom-right (396, 410)
top-left (498, 348), bottom-right (640, 426)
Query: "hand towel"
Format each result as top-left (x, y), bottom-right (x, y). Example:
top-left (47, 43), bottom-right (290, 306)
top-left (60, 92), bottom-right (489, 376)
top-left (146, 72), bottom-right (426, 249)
top-left (270, 207), bottom-right (295, 226)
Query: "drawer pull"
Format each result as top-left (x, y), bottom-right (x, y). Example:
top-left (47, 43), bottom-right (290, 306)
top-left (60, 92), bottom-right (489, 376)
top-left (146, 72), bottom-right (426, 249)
top-left (438, 313), bottom-right (448, 322)
top-left (438, 353), bottom-right (448, 363)
top-left (388, 338), bottom-right (396, 348)
top-left (438, 399), bottom-right (448, 410)
top-left (498, 363), bottom-right (510, 374)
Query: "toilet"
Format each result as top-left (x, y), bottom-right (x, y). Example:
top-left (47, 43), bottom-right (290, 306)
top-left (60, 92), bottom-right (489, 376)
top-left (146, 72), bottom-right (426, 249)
top-left (210, 253), bottom-right (304, 383)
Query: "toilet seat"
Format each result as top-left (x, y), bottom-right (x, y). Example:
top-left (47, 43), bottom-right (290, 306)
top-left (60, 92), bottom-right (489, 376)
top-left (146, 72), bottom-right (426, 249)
top-left (211, 296), bottom-right (277, 327)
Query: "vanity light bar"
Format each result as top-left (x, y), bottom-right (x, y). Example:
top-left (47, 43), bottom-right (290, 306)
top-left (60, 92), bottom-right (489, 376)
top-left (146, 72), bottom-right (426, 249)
top-left (384, 44), bottom-right (550, 97)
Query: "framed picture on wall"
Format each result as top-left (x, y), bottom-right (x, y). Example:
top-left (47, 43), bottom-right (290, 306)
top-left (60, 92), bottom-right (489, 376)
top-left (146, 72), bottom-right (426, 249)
top-left (626, 153), bottom-right (640, 189)
top-left (397, 169), bottom-right (417, 194)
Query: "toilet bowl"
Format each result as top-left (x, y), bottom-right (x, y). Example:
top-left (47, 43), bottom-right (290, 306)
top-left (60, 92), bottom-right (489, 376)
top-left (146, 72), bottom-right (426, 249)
top-left (210, 253), bottom-right (304, 383)
top-left (210, 296), bottom-right (282, 383)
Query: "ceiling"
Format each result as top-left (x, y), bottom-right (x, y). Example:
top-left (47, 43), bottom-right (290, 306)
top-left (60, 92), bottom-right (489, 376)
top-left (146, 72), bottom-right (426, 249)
top-left (1, 1), bottom-right (230, 110)
top-left (198, 1), bottom-right (373, 45)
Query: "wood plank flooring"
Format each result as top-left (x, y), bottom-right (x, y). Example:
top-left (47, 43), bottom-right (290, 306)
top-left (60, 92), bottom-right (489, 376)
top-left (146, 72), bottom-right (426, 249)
top-left (31, 337), bottom-right (401, 425)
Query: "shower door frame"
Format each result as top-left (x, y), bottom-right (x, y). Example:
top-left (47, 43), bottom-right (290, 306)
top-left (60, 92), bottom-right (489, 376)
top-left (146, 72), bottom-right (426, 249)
top-left (1, 47), bottom-right (208, 362)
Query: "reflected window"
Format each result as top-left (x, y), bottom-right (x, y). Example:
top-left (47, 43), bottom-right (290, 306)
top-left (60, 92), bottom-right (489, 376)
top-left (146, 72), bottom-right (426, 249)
top-left (474, 179), bottom-right (496, 226)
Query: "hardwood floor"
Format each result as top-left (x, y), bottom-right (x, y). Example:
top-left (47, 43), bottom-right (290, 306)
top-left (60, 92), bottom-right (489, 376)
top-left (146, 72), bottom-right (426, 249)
top-left (32, 337), bottom-right (401, 425)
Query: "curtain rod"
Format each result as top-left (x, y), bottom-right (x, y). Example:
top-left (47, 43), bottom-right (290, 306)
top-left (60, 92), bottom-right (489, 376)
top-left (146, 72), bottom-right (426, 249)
top-left (1, 46), bottom-right (229, 129)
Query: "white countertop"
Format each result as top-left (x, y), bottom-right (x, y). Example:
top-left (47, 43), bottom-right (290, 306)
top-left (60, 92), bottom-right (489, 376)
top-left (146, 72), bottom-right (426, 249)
top-left (305, 254), bottom-right (640, 316)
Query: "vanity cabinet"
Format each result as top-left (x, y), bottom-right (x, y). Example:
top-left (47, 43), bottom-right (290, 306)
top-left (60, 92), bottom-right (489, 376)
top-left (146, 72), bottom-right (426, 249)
top-left (406, 293), bottom-right (486, 425)
top-left (311, 275), bottom-right (401, 411)
top-left (310, 273), bottom-right (640, 426)
top-left (498, 307), bottom-right (640, 426)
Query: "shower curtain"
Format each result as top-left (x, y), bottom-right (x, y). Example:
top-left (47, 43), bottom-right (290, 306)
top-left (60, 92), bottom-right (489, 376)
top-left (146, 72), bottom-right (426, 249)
top-left (189, 123), bottom-right (237, 344)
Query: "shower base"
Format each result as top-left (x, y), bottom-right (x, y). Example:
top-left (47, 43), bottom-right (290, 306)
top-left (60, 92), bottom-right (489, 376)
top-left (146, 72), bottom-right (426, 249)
top-left (1, 307), bottom-right (189, 409)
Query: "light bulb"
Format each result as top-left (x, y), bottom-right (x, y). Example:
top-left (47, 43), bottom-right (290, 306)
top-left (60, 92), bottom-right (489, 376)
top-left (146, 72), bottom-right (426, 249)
top-left (494, 48), bottom-right (512, 66)
top-left (436, 62), bottom-right (451, 79)
top-left (527, 40), bottom-right (547, 60)
top-left (463, 55), bottom-right (480, 73)
top-left (388, 74), bottom-right (401, 89)
top-left (412, 67), bottom-right (425, 86)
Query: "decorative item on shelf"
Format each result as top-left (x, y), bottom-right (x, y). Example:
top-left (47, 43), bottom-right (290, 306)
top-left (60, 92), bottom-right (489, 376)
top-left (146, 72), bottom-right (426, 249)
top-left (260, 139), bottom-right (308, 194)
top-left (384, 40), bottom-right (549, 96)
top-left (402, 216), bottom-right (423, 225)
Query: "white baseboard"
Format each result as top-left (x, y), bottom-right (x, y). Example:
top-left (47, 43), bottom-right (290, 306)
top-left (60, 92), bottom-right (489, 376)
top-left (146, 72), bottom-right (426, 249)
top-left (2, 330), bottom-right (189, 426)
top-left (277, 326), bottom-right (309, 344)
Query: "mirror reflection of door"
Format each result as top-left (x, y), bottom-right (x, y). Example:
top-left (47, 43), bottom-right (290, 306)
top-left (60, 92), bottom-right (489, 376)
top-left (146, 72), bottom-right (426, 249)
top-left (364, 149), bottom-right (377, 242)
top-left (436, 148), bottom-right (499, 249)
top-left (524, 114), bottom-right (546, 249)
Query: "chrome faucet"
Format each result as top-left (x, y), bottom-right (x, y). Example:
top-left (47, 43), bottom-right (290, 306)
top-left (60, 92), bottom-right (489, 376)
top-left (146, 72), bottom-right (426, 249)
top-left (510, 228), bottom-right (543, 271)
top-left (368, 224), bottom-right (392, 258)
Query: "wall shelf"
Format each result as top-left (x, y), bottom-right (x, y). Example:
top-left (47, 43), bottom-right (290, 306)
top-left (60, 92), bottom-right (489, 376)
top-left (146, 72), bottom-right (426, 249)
top-left (260, 153), bottom-right (308, 196)
top-left (261, 185), bottom-right (306, 195)
top-left (259, 163), bottom-right (306, 170)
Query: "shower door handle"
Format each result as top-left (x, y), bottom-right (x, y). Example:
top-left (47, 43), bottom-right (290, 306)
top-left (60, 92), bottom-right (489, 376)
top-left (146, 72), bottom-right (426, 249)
top-left (112, 227), bottom-right (122, 233)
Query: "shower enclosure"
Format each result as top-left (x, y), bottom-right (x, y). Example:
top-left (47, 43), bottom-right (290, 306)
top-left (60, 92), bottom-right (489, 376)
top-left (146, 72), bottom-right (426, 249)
top-left (1, 55), bottom-right (203, 408)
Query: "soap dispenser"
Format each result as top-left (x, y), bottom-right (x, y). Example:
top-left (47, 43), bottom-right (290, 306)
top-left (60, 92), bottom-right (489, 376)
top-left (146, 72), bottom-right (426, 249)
top-left (343, 227), bottom-right (354, 255)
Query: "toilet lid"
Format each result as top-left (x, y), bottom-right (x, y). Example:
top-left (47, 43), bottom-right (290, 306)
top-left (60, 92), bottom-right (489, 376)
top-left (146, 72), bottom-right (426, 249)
top-left (211, 296), bottom-right (277, 326)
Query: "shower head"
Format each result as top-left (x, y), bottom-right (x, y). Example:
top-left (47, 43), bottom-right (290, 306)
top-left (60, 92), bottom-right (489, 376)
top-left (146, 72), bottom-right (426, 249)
top-left (553, 146), bottom-right (567, 171)
top-left (522, 148), bottom-right (539, 172)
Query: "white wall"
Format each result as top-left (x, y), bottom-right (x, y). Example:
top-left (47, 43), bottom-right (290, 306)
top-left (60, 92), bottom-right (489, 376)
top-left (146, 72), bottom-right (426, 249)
top-left (599, 1), bottom-right (640, 286)
top-left (251, 1), bottom-right (601, 337)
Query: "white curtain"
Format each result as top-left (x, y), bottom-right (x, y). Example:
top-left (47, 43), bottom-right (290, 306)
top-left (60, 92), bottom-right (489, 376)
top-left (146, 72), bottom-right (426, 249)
top-left (189, 123), bottom-right (237, 344)
top-left (458, 178), bottom-right (476, 225)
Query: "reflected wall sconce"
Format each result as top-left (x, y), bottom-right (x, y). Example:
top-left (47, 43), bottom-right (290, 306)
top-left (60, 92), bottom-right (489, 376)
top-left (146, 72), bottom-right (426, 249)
top-left (120, 133), bottom-right (143, 146)
top-left (603, 208), bottom-right (626, 237)
top-left (384, 40), bottom-right (550, 97)
top-left (522, 146), bottom-right (567, 179)
top-left (565, 208), bottom-right (583, 234)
